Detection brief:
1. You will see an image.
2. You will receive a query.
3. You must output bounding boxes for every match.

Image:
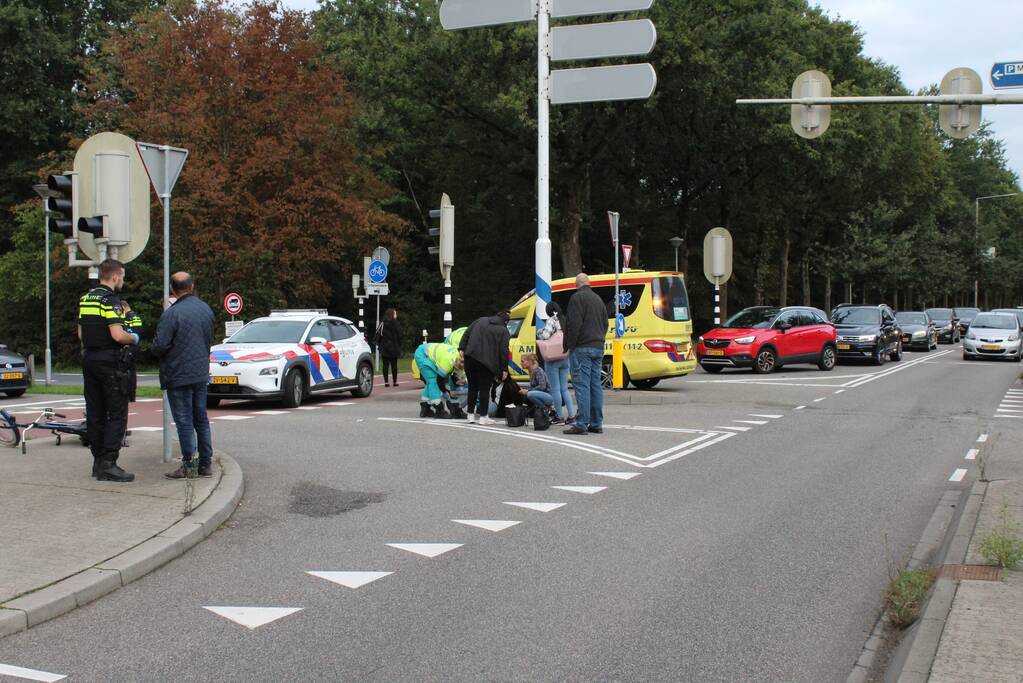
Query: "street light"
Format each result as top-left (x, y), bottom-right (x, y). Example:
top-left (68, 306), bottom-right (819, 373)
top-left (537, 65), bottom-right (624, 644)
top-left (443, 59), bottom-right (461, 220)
top-left (975, 193), bottom-right (1019, 307)
top-left (668, 236), bottom-right (684, 272)
top-left (32, 183), bottom-right (59, 386)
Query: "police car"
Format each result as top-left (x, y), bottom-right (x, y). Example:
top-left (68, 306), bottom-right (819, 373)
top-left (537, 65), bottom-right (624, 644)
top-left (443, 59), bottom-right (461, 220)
top-left (207, 310), bottom-right (374, 408)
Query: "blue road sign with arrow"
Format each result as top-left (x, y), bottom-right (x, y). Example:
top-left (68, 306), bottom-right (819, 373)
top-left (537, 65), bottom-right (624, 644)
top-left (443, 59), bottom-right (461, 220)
top-left (368, 259), bottom-right (388, 283)
top-left (615, 314), bottom-right (626, 338)
top-left (991, 61), bottom-right (1023, 90)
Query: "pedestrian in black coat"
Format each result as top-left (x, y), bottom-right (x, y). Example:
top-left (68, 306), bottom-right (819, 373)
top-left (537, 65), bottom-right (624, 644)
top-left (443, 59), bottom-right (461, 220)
top-left (376, 308), bottom-right (402, 386)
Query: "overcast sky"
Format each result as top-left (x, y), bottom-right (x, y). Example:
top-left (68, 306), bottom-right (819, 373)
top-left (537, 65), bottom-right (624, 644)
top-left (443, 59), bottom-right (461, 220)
top-left (281, 0), bottom-right (1023, 181)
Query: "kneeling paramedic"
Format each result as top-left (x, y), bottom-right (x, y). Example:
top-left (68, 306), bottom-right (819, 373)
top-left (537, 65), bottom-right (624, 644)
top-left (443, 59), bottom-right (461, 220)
top-left (78, 259), bottom-right (139, 482)
top-left (413, 342), bottom-right (465, 419)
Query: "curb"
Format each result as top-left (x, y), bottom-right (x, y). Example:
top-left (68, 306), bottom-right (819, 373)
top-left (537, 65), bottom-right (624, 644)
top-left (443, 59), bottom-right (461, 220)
top-left (889, 481), bottom-right (987, 683)
top-left (0, 452), bottom-right (244, 639)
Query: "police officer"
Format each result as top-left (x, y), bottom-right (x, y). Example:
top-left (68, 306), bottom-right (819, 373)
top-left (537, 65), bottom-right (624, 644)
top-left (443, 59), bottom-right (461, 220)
top-left (121, 301), bottom-right (143, 403)
top-left (78, 259), bottom-right (139, 482)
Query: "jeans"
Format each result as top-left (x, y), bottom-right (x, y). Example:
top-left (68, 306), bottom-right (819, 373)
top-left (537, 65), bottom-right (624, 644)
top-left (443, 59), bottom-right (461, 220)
top-left (526, 390), bottom-right (553, 409)
top-left (167, 382), bottom-right (214, 467)
top-left (570, 347), bottom-right (604, 430)
top-left (544, 358), bottom-right (574, 419)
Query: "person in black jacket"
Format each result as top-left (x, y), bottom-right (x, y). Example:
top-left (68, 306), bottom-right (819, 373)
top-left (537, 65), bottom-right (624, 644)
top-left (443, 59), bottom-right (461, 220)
top-left (562, 273), bottom-right (610, 435)
top-left (152, 272), bottom-right (216, 479)
top-left (376, 308), bottom-right (402, 387)
top-left (458, 309), bottom-right (511, 425)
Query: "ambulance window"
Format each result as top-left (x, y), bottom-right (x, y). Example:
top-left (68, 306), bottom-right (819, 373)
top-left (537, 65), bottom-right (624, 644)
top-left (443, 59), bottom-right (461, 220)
top-left (592, 284), bottom-right (644, 318)
top-left (507, 318), bottom-right (524, 338)
top-left (652, 276), bottom-right (690, 322)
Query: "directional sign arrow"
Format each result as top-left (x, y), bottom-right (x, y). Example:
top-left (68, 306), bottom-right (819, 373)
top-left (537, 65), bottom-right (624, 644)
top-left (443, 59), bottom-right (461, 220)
top-left (550, 63), bottom-right (657, 105)
top-left (552, 19), bottom-right (656, 62)
top-left (991, 61), bottom-right (1023, 90)
top-left (440, 0), bottom-right (536, 30)
top-left (552, 0), bottom-right (653, 19)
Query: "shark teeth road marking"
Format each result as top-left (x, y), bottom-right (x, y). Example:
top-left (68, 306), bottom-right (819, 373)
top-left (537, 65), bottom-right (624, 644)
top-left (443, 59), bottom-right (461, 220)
top-left (588, 471), bottom-right (641, 480)
top-left (794, 406), bottom-right (806, 410)
top-left (307, 571), bottom-right (392, 589)
top-left (551, 485), bottom-right (606, 495)
top-left (452, 519), bottom-right (521, 532)
top-left (0, 663), bottom-right (67, 682)
top-left (966, 449), bottom-right (979, 460)
top-left (715, 425), bottom-right (750, 432)
top-left (202, 606), bottom-right (303, 630)
top-left (949, 468), bottom-right (968, 482)
top-left (977, 434), bottom-right (988, 442)
top-left (504, 502), bottom-right (565, 513)
top-left (386, 543), bottom-right (462, 558)
top-left (733, 420), bottom-right (768, 425)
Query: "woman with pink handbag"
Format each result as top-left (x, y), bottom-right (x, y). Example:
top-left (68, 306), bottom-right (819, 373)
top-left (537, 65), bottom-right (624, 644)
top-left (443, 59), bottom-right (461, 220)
top-left (536, 302), bottom-right (575, 425)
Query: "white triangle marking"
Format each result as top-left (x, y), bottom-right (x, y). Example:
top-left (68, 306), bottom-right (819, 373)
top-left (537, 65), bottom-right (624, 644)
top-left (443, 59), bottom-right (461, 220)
top-left (0, 663), bottom-right (67, 682)
top-left (322, 401), bottom-right (355, 407)
top-left (504, 502), bottom-right (565, 512)
top-left (386, 543), bottom-right (462, 558)
top-left (307, 571), bottom-right (392, 589)
top-left (202, 606), bottom-right (302, 630)
top-left (588, 471), bottom-right (641, 480)
top-left (552, 485), bottom-right (606, 495)
top-left (452, 519), bottom-right (521, 532)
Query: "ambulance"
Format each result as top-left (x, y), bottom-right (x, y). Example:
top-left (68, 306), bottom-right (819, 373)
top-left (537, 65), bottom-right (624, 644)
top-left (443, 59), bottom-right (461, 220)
top-left (507, 270), bottom-right (697, 388)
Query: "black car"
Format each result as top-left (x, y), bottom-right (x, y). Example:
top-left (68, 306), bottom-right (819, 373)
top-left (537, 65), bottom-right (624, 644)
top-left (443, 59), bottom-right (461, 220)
top-left (830, 304), bottom-right (903, 365)
top-left (925, 308), bottom-right (961, 343)
top-left (957, 307), bottom-right (981, 335)
top-left (895, 311), bottom-right (938, 351)
top-left (0, 344), bottom-right (31, 398)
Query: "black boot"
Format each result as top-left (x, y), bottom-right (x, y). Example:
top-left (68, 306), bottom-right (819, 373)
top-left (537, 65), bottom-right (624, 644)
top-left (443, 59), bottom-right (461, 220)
top-left (97, 459), bottom-right (135, 483)
top-left (433, 402), bottom-right (452, 419)
top-left (92, 457), bottom-right (101, 478)
top-left (419, 402), bottom-right (435, 418)
top-left (447, 401), bottom-right (467, 419)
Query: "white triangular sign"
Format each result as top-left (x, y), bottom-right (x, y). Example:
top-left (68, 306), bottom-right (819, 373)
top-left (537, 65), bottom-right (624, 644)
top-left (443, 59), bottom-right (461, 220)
top-left (307, 571), bottom-right (392, 589)
top-left (452, 519), bottom-right (521, 532)
top-left (622, 244), bottom-right (633, 269)
top-left (136, 142), bottom-right (188, 204)
top-left (504, 502), bottom-right (565, 512)
top-left (552, 485), bottom-right (607, 495)
top-left (588, 471), bottom-right (641, 480)
top-left (202, 606), bottom-right (302, 630)
top-left (386, 543), bottom-right (462, 558)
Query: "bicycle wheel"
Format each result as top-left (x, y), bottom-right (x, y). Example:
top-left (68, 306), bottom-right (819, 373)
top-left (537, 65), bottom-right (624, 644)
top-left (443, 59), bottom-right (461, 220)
top-left (0, 412), bottom-right (20, 448)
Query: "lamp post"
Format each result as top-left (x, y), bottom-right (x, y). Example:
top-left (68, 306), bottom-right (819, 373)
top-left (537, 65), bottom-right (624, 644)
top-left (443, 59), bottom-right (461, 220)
top-left (32, 183), bottom-right (59, 386)
top-left (668, 236), bottom-right (684, 272)
top-left (975, 193), bottom-right (1019, 307)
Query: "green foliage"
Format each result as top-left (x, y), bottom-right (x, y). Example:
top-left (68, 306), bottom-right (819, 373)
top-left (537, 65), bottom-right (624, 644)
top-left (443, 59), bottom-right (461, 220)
top-left (978, 497), bottom-right (1023, 570)
top-left (885, 568), bottom-right (935, 629)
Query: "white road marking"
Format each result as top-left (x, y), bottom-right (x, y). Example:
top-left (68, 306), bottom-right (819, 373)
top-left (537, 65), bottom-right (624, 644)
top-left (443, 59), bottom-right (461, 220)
top-left (504, 502), bottom-right (565, 512)
top-left (551, 485), bottom-right (606, 495)
top-left (996, 407), bottom-right (1023, 413)
top-left (214, 415), bottom-right (254, 421)
top-left (813, 398), bottom-right (826, 403)
top-left (202, 606), bottom-right (302, 630)
top-left (715, 425), bottom-right (751, 432)
top-left (602, 424), bottom-right (709, 434)
top-left (966, 449), bottom-right (979, 461)
top-left (794, 406), bottom-right (806, 411)
top-left (128, 412), bottom-right (137, 416)
top-left (322, 401), bottom-right (354, 407)
top-left (307, 571), bottom-right (392, 589)
top-left (136, 398), bottom-right (162, 402)
top-left (749, 414), bottom-right (783, 419)
top-left (949, 468), bottom-right (968, 482)
top-left (978, 434), bottom-right (988, 443)
top-left (834, 389), bottom-right (845, 394)
top-left (452, 519), bottom-right (521, 532)
top-left (252, 410), bottom-right (288, 415)
top-left (131, 426), bottom-right (163, 432)
top-left (0, 397), bottom-right (89, 411)
top-left (995, 414), bottom-right (1023, 419)
top-left (295, 406), bottom-right (321, 410)
top-left (386, 543), bottom-right (462, 558)
top-left (588, 471), bottom-right (641, 480)
top-left (0, 664), bottom-right (66, 682)
top-left (734, 420), bottom-right (768, 425)
top-left (843, 350), bottom-right (954, 388)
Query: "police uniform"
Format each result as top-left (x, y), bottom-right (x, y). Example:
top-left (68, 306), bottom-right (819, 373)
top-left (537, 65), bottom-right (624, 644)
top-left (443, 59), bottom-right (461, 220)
top-left (122, 308), bottom-right (143, 402)
top-left (79, 285), bottom-right (135, 482)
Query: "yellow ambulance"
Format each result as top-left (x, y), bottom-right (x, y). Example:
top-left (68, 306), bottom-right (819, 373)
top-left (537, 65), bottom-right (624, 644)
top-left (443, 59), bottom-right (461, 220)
top-left (507, 270), bottom-right (697, 389)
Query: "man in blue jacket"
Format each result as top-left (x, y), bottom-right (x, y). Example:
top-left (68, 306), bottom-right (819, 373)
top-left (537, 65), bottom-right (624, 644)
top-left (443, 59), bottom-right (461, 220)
top-left (152, 272), bottom-right (216, 479)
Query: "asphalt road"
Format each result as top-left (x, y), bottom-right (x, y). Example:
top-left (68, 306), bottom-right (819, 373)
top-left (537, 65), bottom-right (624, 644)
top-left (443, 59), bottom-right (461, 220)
top-left (1, 349), bottom-right (1020, 681)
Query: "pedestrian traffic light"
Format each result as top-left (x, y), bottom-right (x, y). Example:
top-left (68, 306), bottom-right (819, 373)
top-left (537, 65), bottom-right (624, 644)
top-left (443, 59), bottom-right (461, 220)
top-left (77, 215), bottom-right (105, 238)
top-left (46, 172), bottom-right (77, 240)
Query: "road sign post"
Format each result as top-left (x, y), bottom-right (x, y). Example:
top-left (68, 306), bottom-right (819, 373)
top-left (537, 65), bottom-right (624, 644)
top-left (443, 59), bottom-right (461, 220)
top-left (608, 211), bottom-right (625, 389)
top-left (368, 254), bottom-right (389, 371)
top-left (703, 228), bottom-right (733, 326)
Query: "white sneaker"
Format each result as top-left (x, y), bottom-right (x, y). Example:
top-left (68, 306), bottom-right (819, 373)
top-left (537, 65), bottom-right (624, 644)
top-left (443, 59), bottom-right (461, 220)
top-left (478, 416), bottom-right (495, 426)
top-left (467, 413), bottom-right (477, 424)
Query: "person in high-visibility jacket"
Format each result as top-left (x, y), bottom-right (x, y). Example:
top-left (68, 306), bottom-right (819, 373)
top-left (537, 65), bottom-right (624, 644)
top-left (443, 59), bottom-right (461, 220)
top-left (413, 342), bottom-right (465, 419)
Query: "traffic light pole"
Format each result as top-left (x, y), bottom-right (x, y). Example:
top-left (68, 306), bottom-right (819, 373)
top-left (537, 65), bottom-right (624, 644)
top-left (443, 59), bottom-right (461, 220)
top-left (535, 0), bottom-right (553, 329)
top-left (161, 160), bottom-right (172, 463)
top-left (443, 275), bottom-right (452, 339)
top-left (42, 197), bottom-right (52, 385)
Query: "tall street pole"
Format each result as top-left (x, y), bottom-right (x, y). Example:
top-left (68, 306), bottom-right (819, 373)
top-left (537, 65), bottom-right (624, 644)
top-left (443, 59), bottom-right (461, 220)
top-left (535, 0), bottom-right (552, 328)
top-left (974, 192), bottom-right (1020, 308)
top-left (161, 149), bottom-right (173, 463)
top-left (33, 184), bottom-right (56, 385)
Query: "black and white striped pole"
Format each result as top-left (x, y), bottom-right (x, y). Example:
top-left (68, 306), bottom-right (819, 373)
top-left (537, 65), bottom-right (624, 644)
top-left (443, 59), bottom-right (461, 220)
top-left (703, 228), bottom-right (733, 327)
top-left (443, 277), bottom-right (453, 338)
top-left (352, 274), bottom-right (364, 334)
top-left (713, 281), bottom-right (721, 326)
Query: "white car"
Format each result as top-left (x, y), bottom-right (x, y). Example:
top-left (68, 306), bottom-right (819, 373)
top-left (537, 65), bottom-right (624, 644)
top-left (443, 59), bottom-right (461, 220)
top-left (962, 312), bottom-right (1022, 362)
top-left (207, 310), bottom-right (374, 408)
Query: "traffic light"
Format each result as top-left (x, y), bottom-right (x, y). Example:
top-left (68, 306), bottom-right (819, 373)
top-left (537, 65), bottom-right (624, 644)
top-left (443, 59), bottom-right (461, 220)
top-left (77, 215), bottom-right (105, 238)
top-left (428, 193), bottom-right (454, 278)
top-left (46, 173), bottom-right (77, 240)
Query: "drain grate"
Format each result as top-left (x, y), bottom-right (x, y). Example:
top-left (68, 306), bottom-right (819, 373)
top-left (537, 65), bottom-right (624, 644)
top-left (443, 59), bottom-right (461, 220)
top-left (938, 564), bottom-right (1001, 581)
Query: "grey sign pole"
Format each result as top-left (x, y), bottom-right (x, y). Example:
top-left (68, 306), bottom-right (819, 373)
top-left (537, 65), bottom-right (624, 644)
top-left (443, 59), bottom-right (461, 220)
top-left (137, 142), bottom-right (188, 463)
top-left (32, 184), bottom-right (59, 385)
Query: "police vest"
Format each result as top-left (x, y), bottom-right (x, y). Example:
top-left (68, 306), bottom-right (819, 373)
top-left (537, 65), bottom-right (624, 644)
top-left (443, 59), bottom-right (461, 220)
top-left (78, 286), bottom-right (125, 353)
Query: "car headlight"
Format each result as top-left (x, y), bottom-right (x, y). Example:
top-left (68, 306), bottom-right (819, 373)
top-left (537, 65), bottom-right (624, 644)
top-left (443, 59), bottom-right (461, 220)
top-left (967, 333), bottom-right (977, 340)
top-left (697, 336), bottom-right (703, 344)
top-left (259, 367), bottom-right (279, 376)
top-left (858, 335), bottom-right (877, 342)
top-left (912, 331), bottom-right (926, 338)
top-left (1010, 334), bottom-right (1020, 342)
top-left (252, 354), bottom-right (284, 362)
top-left (734, 336), bottom-right (756, 344)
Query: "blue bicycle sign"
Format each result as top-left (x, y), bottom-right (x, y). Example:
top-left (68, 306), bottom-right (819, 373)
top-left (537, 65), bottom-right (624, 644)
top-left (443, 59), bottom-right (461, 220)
top-left (368, 260), bottom-right (388, 283)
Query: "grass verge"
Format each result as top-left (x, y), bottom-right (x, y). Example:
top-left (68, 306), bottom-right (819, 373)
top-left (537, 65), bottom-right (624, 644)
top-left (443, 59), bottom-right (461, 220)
top-left (27, 384), bottom-right (163, 399)
top-left (885, 568), bottom-right (936, 628)
top-left (978, 497), bottom-right (1023, 569)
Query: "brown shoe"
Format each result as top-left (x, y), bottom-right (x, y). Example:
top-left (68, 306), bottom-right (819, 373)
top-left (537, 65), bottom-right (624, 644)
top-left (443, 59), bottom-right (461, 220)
top-left (164, 466), bottom-right (197, 480)
top-left (198, 464), bottom-right (214, 478)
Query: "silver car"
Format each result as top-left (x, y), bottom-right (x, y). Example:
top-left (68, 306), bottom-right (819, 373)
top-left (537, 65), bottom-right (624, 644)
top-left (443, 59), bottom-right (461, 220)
top-left (962, 313), bottom-right (1022, 362)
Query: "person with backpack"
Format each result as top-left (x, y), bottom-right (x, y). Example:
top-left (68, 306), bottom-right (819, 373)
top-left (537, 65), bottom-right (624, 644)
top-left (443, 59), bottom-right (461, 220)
top-left (519, 353), bottom-right (553, 413)
top-left (375, 308), bottom-right (402, 387)
top-left (458, 310), bottom-right (511, 425)
top-left (536, 301), bottom-right (574, 425)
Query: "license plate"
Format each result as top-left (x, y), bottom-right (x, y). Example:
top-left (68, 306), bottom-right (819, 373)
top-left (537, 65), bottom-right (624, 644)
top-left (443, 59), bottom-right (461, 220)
top-left (705, 349), bottom-right (725, 357)
top-left (982, 345), bottom-right (1001, 351)
top-left (210, 376), bottom-right (238, 385)
top-left (1, 372), bottom-right (24, 380)
top-left (902, 336), bottom-right (910, 343)
top-left (838, 344), bottom-right (851, 350)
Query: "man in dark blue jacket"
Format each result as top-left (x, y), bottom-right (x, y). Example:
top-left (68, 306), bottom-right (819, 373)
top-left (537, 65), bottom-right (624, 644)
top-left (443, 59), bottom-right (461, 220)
top-left (152, 272), bottom-right (216, 479)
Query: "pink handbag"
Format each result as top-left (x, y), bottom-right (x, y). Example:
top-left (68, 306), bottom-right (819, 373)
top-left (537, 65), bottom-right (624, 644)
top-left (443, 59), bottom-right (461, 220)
top-left (536, 330), bottom-right (568, 361)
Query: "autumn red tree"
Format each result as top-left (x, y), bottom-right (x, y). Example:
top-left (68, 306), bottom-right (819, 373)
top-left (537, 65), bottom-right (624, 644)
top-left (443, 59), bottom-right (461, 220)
top-left (83, 0), bottom-right (406, 309)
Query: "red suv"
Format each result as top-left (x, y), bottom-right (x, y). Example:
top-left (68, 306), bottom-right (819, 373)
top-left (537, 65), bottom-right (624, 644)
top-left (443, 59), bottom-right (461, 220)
top-left (696, 306), bottom-right (838, 374)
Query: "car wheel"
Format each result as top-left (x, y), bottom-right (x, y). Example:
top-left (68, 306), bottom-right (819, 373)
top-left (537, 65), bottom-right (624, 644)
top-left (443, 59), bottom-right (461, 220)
top-left (818, 345), bottom-right (836, 371)
top-left (601, 357), bottom-right (630, 388)
top-left (351, 362), bottom-right (374, 398)
top-left (4, 389), bottom-right (26, 398)
top-left (873, 345), bottom-right (887, 366)
top-left (701, 365), bottom-right (724, 374)
top-left (632, 378), bottom-right (660, 390)
top-left (282, 369), bottom-right (305, 408)
top-left (962, 352), bottom-right (970, 361)
top-left (753, 348), bottom-right (777, 374)
top-left (890, 340), bottom-right (903, 362)
top-left (206, 397), bottom-right (221, 409)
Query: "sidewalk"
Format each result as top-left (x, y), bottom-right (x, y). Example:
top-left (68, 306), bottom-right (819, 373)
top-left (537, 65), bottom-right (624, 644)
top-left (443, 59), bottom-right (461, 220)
top-left (0, 432), bottom-right (243, 638)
